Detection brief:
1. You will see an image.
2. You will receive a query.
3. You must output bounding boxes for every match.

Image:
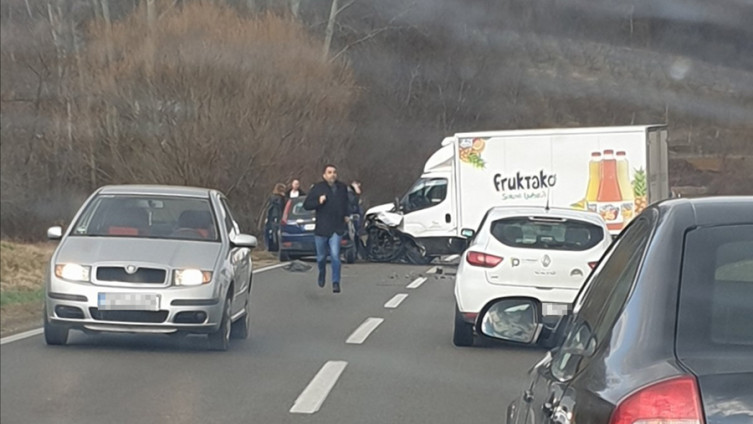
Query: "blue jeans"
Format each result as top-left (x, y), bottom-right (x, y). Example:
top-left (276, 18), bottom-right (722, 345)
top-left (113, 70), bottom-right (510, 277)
top-left (315, 233), bottom-right (342, 284)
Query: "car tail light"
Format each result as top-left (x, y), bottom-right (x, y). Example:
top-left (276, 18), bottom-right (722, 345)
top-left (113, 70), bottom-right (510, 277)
top-left (610, 375), bottom-right (705, 424)
top-left (281, 200), bottom-right (293, 226)
top-left (588, 261), bottom-right (599, 269)
top-left (466, 251), bottom-right (503, 268)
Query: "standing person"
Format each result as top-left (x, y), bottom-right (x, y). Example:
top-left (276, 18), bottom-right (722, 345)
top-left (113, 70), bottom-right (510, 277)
top-left (303, 164), bottom-right (350, 293)
top-left (264, 183), bottom-right (287, 251)
top-left (286, 178), bottom-right (306, 199)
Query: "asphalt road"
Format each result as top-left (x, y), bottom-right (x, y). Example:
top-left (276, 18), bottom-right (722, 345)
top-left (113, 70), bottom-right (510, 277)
top-left (0, 260), bottom-right (545, 424)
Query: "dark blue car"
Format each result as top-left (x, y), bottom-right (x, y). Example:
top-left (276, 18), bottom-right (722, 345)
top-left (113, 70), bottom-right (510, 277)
top-left (278, 197), bottom-right (358, 263)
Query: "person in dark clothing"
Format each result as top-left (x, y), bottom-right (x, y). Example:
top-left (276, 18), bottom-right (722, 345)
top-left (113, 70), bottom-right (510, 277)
top-left (286, 178), bottom-right (306, 199)
top-left (303, 164), bottom-right (350, 293)
top-left (264, 183), bottom-right (287, 251)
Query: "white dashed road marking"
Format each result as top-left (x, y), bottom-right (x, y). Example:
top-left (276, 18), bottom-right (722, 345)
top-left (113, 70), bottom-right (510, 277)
top-left (443, 254), bottom-right (460, 262)
top-left (425, 266), bottom-right (439, 274)
top-left (290, 361), bottom-right (348, 414)
top-left (406, 277), bottom-right (427, 289)
top-left (346, 317), bottom-right (384, 344)
top-left (384, 293), bottom-right (409, 309)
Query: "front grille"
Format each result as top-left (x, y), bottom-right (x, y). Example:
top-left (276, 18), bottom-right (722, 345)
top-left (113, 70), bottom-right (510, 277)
top-left (96, 267), bottom-right (166, 284)
top-left (89, 308), bottom-right (168, 323)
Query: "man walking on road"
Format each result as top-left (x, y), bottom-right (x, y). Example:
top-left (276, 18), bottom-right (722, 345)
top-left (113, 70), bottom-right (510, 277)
top-left (303, 164), bottom-right (350, 293)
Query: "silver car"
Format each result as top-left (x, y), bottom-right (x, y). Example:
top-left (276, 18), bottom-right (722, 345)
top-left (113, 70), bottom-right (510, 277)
top-left (44, 185), bottom-right (257, 351)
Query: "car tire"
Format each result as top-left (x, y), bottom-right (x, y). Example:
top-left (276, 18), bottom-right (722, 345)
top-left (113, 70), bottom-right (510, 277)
top-left (230, 296), bottom-right (250, 340)
top-left (44, 307), bottom-right (69, 346)
top-left (208, 296), bottom-right (232, 351)
top-left (344, 246), bottom-right (357, 264)
top-left (279, 249), bottom-right (291, 262)
top-left (453, 306), bottom-right (474, 347)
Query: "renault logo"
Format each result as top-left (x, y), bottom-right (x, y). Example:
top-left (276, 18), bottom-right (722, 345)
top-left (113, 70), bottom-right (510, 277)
top-left (125, 265), bottom-right (138, 274)
top-left (541, 255), bottom-right (551, 268)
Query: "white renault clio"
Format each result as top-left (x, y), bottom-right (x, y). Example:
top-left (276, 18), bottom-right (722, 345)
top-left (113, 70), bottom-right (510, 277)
top-left (453, 206), bottom-right (611, 346)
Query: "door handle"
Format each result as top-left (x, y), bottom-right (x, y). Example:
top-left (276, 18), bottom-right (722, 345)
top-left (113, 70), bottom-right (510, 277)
top-left (445, 213), bottom-right (451, 223)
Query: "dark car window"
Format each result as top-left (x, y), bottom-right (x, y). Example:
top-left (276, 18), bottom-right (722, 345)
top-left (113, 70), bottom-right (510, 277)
top-left (72, 195), bottom-right (219, 241)
top-left (400, 178), bottom-right (448, 213)
top-left (551, 217), bottom-right (652, 381)
top-left (677, 224), bottom-right (753, 368)
top-left (287, 198), bottom-right (314, 220)
top-left (490, 216), bottom-right (605, 251)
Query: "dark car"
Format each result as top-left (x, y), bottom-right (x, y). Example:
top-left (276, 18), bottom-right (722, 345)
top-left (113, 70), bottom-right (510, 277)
top-left (278, 197), bottom-right (358, 263)
top-left (477, 196), bottom-right (753, 424)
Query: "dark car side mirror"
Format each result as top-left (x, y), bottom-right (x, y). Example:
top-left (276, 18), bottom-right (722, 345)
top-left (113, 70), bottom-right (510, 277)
top-left (476, 298), bottom-right (543, 344)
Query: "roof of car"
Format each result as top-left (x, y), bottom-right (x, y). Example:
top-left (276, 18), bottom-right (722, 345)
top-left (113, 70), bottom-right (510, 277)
top-left (658, 196), bottom-right (753, 227)
top-left (97, 185), bottom-right (216, 198)
top-left (482, 206), bottom-right (607, 227)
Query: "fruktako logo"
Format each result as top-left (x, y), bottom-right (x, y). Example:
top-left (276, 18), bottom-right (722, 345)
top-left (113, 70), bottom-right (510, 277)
top-left (493, 170), bottom-right (557, 191)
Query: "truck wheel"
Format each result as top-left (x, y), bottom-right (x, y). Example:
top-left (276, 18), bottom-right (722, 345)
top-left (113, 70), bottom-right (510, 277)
top-left (453, 306), bottom-right (474, 347)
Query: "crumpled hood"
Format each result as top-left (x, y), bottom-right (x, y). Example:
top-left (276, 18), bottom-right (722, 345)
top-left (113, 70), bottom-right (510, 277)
top-left (54, 236), bottom-right (221, 270)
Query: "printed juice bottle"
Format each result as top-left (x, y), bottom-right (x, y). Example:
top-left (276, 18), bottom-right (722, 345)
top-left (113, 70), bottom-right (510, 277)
top-left (597, 149), bottom-right (623, 230)
top-left (616, 151), bottom-right (635, 222)
top-left (585, 152), bottom-right (601, 212)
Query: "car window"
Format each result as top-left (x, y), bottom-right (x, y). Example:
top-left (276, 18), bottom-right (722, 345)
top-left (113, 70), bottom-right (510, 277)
top-left (400, 178), bottom-right (448, 213)
top-left (219, 197), bottom-right (239, 234)
top-left (288, 198), bottom-right (314, 219)
top-left (489, 216), bottom-right (605, 251)
top-left (551, 216), bottom-right (652, 381)
top-left (677, 224), bottom-right (753, 364)
top-left (72, 195), bottom-right (219, 241)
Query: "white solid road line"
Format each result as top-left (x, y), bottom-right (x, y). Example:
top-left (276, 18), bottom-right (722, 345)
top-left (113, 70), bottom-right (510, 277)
top-left (0, 328), bottom-right (44, 346)
top-left (346, 317), bottom-right (384, 344)
top-left (0, 263), bottom-right (286, 346)
top-left (384, 293), bottom-right (409, 309)
top-left (290, 361), bottom-right (348, 414)
top-left (406, 277), bottom-right (427, 289)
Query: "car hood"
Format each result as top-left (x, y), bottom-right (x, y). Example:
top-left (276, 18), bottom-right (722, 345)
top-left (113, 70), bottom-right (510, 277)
top-left (698, 373), bottom-right (753, 424)
top-left (54, 236), bottom-right (222, 270)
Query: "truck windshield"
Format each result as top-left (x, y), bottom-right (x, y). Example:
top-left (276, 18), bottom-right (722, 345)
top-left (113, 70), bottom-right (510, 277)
top-left (400, 178), bottom-right (447, 213)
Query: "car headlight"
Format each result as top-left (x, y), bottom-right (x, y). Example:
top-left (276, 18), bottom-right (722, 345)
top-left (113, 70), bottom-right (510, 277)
top-left (54, 264), bottom-right (91, 282)
top-left (174, 269), bottom-right (212, 286)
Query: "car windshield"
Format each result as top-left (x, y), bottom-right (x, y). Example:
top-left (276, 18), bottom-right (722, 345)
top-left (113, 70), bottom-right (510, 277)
top-left (490, 216), bottom-right (604, 251)
top-left (71, 195), bottom-right (219, 241)
top-left (677, 224), bottom-right (753, 362)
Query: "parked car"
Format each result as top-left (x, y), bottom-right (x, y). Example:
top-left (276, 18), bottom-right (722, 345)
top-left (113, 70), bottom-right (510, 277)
top-left (278, 197), bottom-right (358, 264)
top-left (454, 206), bottom-right (611, 347)
top-left (44, 185), bottom-right (257, 351)
top-left (478, 196), bottom-right (753, 424)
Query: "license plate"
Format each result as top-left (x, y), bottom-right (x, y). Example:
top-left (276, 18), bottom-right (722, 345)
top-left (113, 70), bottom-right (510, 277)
top-left (542, 303), bottom-right (570, 316)
top-left (98, 293), bottom-right (160, 311)
top-left (304, 223), bottom-right (316, 231)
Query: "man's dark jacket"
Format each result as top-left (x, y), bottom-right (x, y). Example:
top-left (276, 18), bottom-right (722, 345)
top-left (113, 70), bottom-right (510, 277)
top-left (303, 180), bottom-right (350, 237)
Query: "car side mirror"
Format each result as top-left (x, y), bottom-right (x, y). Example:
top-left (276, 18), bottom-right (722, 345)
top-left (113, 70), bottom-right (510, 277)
top-left (232, 234), bottom-right (258, 248)
top-left (393, 197), bottom-right (402, 212)
top-left (476, 298), bottom-right (542, 344)
top-left (461, 228), bottom-right (475, 238)
top-left (47, 226), bottom-right (63, 240)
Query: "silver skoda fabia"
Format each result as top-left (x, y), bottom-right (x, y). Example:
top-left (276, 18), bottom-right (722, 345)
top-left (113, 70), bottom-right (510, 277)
top-left (44, 185), bottom-right (257, 351)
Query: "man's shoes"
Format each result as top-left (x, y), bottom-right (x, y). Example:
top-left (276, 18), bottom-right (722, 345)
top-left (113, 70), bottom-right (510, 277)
top-left (317, 276), bottom-right (325, 288)
top-left (332, 282), bottom-right (341, 293)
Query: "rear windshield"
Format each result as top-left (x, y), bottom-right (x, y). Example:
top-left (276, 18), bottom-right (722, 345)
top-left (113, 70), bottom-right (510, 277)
top-left (287, 198), bottom-right (314, 220)
top-left (490, 216), bottom-right (604, 251)
top-left (677, 224), bottom-right (753, 363)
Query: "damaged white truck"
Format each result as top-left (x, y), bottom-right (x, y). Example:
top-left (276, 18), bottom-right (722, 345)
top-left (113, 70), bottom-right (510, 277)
top-left (363, 125), bottom-right (670, 263)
